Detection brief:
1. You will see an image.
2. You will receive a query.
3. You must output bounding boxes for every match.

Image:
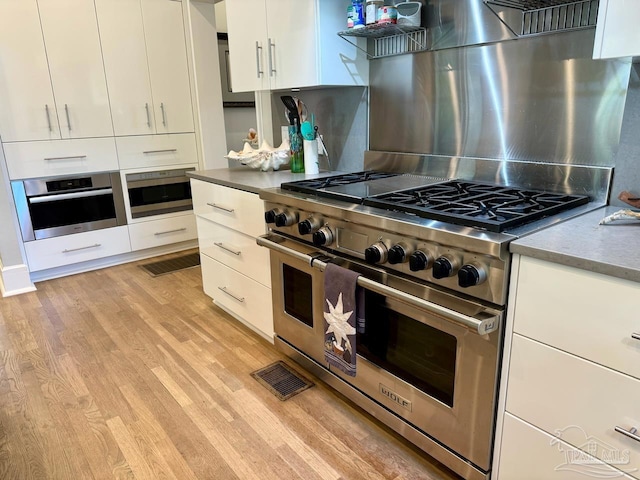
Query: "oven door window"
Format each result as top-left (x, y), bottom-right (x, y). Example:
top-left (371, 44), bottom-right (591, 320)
top-left (358, 291), bottom-right (457, 407)
top-left (282, 264), bottom-right (313, 328)
top-left (128, 182), bottom-right (191, 209)
top-left (29, 191), bottom-right (116, 231)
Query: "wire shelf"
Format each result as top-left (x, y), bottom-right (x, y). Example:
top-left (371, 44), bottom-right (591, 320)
top-left (338, 25), bottom-right (428, 59)
top-left (485, 0), bottom-right (598, 35)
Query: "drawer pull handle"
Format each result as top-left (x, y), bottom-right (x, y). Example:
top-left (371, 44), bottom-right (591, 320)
top-left (615, 426), bottom-right (640, 443)
top-left (218, 286), bottom-right (245, 303)
top-left (632, 333), bottom-right (640, 341)
top-left (207, 202), bottom-right (235, 213)
top-left (143, 149), bottom-right (178, 155)
top-left (154, 228), bottom-right (187, 236)
top-left (62, 243), bottom-right (101, 253)
top-left (214, 242), bottom-right (241, 256)
top-left (44, 155), bottom-right (88, 161)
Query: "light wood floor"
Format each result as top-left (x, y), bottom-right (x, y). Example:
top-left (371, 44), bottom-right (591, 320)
top-left (0, 250), bottom-right (460, 480)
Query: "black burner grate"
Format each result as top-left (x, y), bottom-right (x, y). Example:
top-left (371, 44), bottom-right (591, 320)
top-left (281, 171), bottom-right (399, 195)
top-left (364, 181), bottom-right (589, 232)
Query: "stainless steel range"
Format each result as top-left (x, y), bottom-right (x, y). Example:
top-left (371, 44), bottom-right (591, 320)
top-left (257, 156), bottom-right (609, 480)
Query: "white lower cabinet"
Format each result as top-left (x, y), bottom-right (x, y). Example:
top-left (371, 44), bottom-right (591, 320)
top-left (24, 226), bottom-right (131, 272)
top-left (201, 255), bottom-right (273, 340)
top-left (192, 178), bottom-right (273, 341)
top-left (495, 255), bottom-right (640, 479)
top-left (498, 413), bottom-right (637, 480)
top-left (128, 213), bottom-right (196, 251)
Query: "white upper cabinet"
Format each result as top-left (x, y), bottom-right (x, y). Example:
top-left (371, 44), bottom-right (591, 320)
top-left (225, 0), bottom-right (368, 92)
top-left (0, 0), bottom-right (112, 143)
top-left (96, 0), bottom-right (194, 136)
top-left (37, 0), bottom-right (113, 139)
top-left (593, 0), bottom-right (640, 59)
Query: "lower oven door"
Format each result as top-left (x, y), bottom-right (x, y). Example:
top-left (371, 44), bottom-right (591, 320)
top-left (259, 233), bottom-right (502, 473)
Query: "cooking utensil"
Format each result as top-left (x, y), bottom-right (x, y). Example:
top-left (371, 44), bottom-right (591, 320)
top-left (281, 95), bottom-right (300, 131)
top-left (314, 125), bottom-right (332, 170)
top-left (300, 121), bottom-right (314, 140)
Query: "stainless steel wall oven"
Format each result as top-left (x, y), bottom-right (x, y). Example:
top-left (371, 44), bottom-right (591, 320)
top-left (125, 167), bottom-right (194, 219)
top-left (12, 172), bottom-right (127, 242)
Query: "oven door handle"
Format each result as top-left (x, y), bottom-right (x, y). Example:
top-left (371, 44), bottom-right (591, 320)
top-left (257, 234), bottom-right (500, 336)
top-left (28, 188), bottom-right (113, 204)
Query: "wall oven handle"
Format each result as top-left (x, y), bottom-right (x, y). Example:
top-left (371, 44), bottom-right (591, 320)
top-left (218, 286), bottom-right (245, 303)
top-left (62, 243), bottom-right (101, 253)
top-left (206, 202), bottom-right (235, 213)
top-left (257, 234), bottom-right (500, 335)
top-left (214, 242), bottom-right (241, 256)
top-left (615, 426), bottom-right (640, 443)
top-left (29, 188), bottom-right (113, 204)
top-left (44, 155), bottom-right (87, 161)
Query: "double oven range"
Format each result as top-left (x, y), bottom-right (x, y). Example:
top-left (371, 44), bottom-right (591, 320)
top-left (258, 162), bottom-right (604, 480)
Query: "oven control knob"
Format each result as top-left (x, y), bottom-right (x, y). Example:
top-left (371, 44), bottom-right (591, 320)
top-left (365, 243), bottom-right (388, 264)
top-left (312, 227), bottom-right (334, 246)
top-left (388, 244), bottom-right (410, 264)
top-left (409, 251), bottom-right (432, 271)
top-left (432, 256), bottom-right (458, 279)
top-left (274, 210), bottom-right (298, 227)
top-left (458, 264), bottom-right (488, 288)
top-left (298, 217), bottom-right (322, 235)
top-left (264, 209), bottom-right (281, 224)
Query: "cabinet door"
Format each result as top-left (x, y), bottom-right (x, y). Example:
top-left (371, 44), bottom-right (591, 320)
top-left (141, 0), bottom-right (194, 134)
top-left (266, 0), bottom-right (318, 90)
top-left (95, 0), bottom-right (155, 136)
top-left (37, 0), bottom-right (113, 139)
top-left (225, 0), bottom-right (269, 92)
top-left (593, 0), bottom-right (640, 59)
top-left (0, 0), bottom-right (60, 142)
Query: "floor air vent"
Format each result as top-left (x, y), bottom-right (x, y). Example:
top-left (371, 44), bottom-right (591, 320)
top-left (140, 252), bottom-right (201, 277)
top-left (251, 361), bottom-right (314, 401)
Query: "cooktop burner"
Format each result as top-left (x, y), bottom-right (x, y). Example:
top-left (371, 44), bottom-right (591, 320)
top-left (280, 171), bottom-right (399, 195)
top-left (364, 180), bottom-right (590, 232)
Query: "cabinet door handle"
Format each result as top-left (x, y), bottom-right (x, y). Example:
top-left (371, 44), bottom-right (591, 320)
top-left (255, 41), bottom-right (263, 78)
top-left (632, 333), bottom-right (640, 341)
top-left (268, 38), bottom-right (276, 77)
top-left (44, 155), bottom-right (87, 161)
top-left (160, 103), bottom-right (166, 127)
top-left (154, 228), bottom-right (187, 236)
top-left (145, 103), bottom-right (151, 128)
top-left (45, 104), bottom-right (53, 133)
top-left (143, 149), bottom-right (178, 155)
top-left (218, 286), bottom-right (245, 303)
top-left (62, 243), bottom-right (101, 253)
top-left (214, 242), bottom-right (241, 256)
top-left (206, 202), bottom-right (234, 213)
top-left (64, 104), bottom-right (72, 131)
top-left (615, 426), bottom-right (640, 443)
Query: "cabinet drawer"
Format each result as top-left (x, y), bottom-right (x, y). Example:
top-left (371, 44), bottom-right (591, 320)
top-left (201, 254), bottom-right (273, 340)
top-left (498, 413), bottom-right (636, 480)
top-left (196, 217), bottom-right (270, 287)
top-left (4, 138), bottom-right (118, 180)
top-left (191, 179), bottom-right (265, 238)
top-left (507, 334), bottom-right (640, 475)
top-left (116, 134), bottom-right (197, 169)
top-left (128, 213), bottom-right (196, 251)
top-left (24, 226), bottom-right (131, 272)
top-left (514, 256), bottom-right (640, 380)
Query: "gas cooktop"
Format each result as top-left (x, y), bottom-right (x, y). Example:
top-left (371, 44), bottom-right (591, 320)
top-left (280, 172), bottom-right (589, 233)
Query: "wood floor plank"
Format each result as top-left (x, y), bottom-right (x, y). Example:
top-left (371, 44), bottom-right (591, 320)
top-left (0, 250), bottom-right (460, 480)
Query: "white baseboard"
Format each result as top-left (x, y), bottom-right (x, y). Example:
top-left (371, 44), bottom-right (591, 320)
top-left (0, 263), bottom-right (36, 297)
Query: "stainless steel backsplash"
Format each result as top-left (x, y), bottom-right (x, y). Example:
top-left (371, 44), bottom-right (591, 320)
top-left (369, 28), bottom-right (631, 167)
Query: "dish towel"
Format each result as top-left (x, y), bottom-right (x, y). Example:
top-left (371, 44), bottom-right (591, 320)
top-left (323, 263), bottom-right (365, 377)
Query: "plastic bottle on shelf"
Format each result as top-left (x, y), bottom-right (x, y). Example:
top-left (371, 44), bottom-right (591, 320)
top-left (351, 0), bottom-right (365, 29)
